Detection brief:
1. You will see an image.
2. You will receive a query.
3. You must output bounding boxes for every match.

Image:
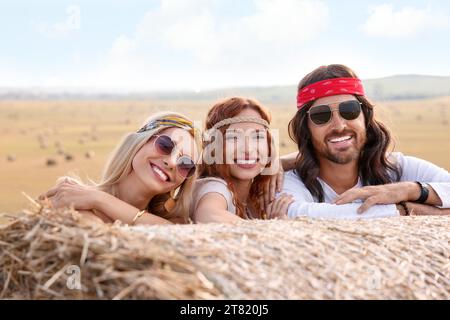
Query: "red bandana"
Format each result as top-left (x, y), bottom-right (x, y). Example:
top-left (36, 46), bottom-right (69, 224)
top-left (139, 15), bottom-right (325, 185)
top-left (297, 77), bottom-right (365, 109)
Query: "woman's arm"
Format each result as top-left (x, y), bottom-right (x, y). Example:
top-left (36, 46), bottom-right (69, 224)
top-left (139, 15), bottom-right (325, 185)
top-left (194, 193), bottom-right (242, 224)
top-left (77, 209), bottom-right (112, 223)
top-left (41, 179), bottom-right (173, 225)
top-left (89, 191), bottom-right (173, 225)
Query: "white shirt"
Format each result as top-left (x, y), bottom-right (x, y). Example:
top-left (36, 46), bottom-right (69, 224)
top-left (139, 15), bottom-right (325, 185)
top-left (282, 152), bottom-right (450, 219)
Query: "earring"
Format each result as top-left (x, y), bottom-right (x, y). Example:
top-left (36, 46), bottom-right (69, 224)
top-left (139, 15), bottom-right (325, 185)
top-left (170, 185), bottom-right (181, 199)
top-left (164, 185), bottom-right (182, 212)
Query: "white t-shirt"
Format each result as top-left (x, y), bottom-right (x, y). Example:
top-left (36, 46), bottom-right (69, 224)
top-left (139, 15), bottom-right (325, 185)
top-left (282, 152), bottom-right (450, 219)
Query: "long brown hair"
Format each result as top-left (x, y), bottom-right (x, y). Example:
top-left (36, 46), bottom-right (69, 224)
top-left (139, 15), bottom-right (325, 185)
top-left (288, 64), bottom-right (401, 202)
top-left (200, 97), bottom-right (273, 218)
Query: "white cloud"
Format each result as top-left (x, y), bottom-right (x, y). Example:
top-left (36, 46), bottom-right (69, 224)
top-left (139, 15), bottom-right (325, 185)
top-left (362, 4), bottom-right (449, 38)
top-left (33, 5), bottom-right (81, 38)
top-left (242, 0), bottom-right (328, 43)
top-left (94, 0), bottom-right (330, 90)
top-left (109, 35), bottom-right (137, 57)
top-left (10, 0), bottom-right (328, 90)
top-left (163, 10), bottom-right (218, 63)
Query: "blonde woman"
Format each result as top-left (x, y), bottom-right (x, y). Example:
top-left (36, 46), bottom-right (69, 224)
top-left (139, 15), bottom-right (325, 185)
top-left (40, 112), bottom-right (202, 225)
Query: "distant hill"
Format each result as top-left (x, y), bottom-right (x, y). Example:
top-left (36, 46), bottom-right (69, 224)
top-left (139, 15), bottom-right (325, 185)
top-left (207, 75), bottom-right (450, 103)
top-left (1, 75), bottom-right (450, 103)
top-left (364, 75), bottom-right (450, 101)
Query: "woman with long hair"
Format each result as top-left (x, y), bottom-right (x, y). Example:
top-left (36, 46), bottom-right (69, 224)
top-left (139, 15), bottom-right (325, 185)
top-left (40, 112), bottom-right (202, 225)
top-left (191, 97), bottom-right (293, 223)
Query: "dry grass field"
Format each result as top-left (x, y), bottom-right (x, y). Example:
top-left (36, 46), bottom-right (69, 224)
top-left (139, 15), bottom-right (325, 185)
top-left (1, 97), bottom-right (449, 215)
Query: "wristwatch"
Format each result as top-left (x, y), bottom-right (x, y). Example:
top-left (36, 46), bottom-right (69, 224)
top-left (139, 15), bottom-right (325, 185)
top-left (414, 181), bottom-right (429, 203)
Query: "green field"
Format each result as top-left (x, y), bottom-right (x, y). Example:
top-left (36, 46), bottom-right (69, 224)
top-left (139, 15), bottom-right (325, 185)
top-left (1, 98), bottom-right (449, 214)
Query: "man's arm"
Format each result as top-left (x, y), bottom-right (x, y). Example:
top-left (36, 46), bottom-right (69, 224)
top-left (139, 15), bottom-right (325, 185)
top-left (334, 154), bottom-right (450, 212)
top-left (399, 154), bottom-right (450, 208)
top-left (404, 202), bottom-right (450, 216)
top-left (280, 152), bottom-right (299, 171)
top-left (282, 171), bottom-right (400, 219)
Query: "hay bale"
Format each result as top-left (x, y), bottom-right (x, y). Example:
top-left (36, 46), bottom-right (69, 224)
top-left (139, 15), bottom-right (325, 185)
top-left (0, 207), bottom-right (220, 300)
top-left (85, 151), bottom-right (95, 159)
top-left (6, 154), bottom-right (16, 162)
top-left (0, 206), bottom-right (449, 300)
top-left (45, 158), bottom-right (57, 167)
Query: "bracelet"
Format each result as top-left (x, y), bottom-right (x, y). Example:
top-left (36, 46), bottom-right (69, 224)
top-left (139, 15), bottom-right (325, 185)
top-left (132, 210), bottom-right (147, 225)
top-left (398, 201), bottom-right (410, 216)
top-left (414, 181), bottom-right (429, 203)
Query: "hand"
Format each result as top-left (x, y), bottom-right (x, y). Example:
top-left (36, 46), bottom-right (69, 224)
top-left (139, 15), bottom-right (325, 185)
top-left (38, 177), bottom-right (99, 211)
top-left (265, 193), bottom-right (294, 219)
top-left (263, 160), bottom-right (284, 209)
top-left (334, 182), bottom-right (419, 214)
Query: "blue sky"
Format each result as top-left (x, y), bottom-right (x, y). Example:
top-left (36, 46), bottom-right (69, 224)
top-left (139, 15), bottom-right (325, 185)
top-left (1, 0), bottom-right (449, 90)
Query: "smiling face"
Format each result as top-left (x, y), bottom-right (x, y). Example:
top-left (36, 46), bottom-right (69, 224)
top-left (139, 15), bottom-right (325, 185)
top-left (307, 94), bottom-right (367, 165)
top-left (131, 127), bottom-right (199, 194)
top-left (224, 108), bottom-right (270, 181)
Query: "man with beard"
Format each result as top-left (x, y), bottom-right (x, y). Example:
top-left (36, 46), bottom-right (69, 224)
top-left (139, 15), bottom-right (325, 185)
top-left (282, 64), bottom-right (450, 218)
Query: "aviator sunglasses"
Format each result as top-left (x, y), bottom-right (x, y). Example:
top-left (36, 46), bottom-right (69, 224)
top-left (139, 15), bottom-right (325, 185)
top-left (152, 135), bottom-right (196, 178)
top-left (307, 100), bottom-right (362, 125)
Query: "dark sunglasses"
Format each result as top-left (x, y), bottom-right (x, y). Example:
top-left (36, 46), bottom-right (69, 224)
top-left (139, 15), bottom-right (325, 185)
top-left (307, 100), bottom-right (362, 125)
top-left (153, 135), bottom-right (196, 178)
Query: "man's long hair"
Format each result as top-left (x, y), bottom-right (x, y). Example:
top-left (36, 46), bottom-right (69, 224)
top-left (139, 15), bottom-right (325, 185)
top-left (288, 64), bottom-right (402, 202)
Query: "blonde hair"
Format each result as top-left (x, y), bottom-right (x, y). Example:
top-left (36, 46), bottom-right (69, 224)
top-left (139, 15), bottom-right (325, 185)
top-left (69, 112), bottom-right (202, 223)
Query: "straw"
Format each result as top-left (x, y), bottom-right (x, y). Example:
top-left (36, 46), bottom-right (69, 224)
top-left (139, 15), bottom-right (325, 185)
top-left (1, 204), bottom-right (449, 299)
